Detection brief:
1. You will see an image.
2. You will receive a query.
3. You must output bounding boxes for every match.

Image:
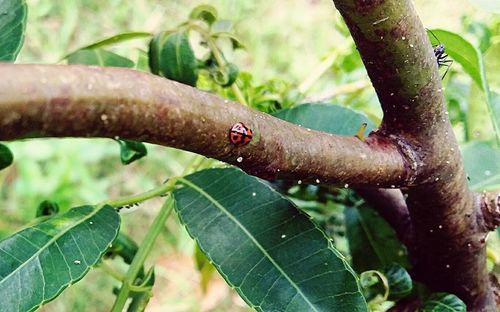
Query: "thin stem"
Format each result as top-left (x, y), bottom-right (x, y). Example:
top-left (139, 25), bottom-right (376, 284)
top-left (103, 179), bottom-right (177, 208)
top-left (206, 39), bottom-right (248, 106)
top-left (110, 196), bottom-right (175, 312)
top-left (99, 261), bottom-right (125, 281)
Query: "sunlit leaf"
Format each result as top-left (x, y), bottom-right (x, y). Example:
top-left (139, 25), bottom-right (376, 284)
top-left (212, 31), bottom-right (245, 50)
top-left (428, 29), bottom-right (499, 142)
top-left (189, 4), bottom-right (218, 25)
top-left (0, 0), bottom-right (27, 61)
top-left (420, 293), bottom-right (466, 312)
top-left (67, 49), bottom-right (134, 67)
top-left (174, 168), bottom-right (368, 311)
top-left (63, 32), bottom-right (152, 60)
top-left (0, 205), bottom-right (120, 312)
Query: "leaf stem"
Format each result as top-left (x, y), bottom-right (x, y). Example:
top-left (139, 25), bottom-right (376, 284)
top-left (99, 261), bottom-right (125, 281)
top-left (110, 196), bottom-right (175, 312)
top-left (103, 178), bottom-right (177, 208)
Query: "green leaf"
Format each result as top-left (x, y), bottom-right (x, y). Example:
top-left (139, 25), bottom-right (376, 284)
top-left (210, 62), bottom-right (239, 87)
top-left (0, 143), bottom-right (14, 170)
top-left (273, 103), bottom-right (375, 136)
top-left (0, 0), bottom-right (27, 61)
top-left (148, 31), bottom-right (198, 86)
top-left (462, 141), bottom-right (500, 191)
top-left (212, 31), bottom-right (245, 50)
top-left (384, 264), bottom-right (412, 300)
top-left (428, 29), bottom-right (483, 89)
top-left (63, 32), bottom-right (152, 60)
top-left (0, 205), bottom-right (120, 312)
top-left (344, 205), bottom-right (410, 272)
top-left (428, 29), bottom-right (500, 142)
top-left (116, 140), bottom-right (147, 165)
top-left (189, 4), bottom-right (218, 25)
top-left (420, 293), bottom-right (466, 312)
top-left (106, 233), bottom-right (139, 266)
top-left (174, 168), bottom-right (367, 312)
top-left (36, 200), bottom-right (60, 217)
top-left (67, 49), bottom-right (134, 67)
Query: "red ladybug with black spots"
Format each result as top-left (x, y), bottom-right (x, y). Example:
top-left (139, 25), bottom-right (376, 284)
top-left (229, 122), bottom-right (253, 146)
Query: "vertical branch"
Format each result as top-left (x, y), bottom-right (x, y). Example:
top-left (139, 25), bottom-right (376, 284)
top-left (331, 0), bottom-right (497, 310)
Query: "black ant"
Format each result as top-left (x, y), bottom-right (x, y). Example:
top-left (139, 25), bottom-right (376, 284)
top-left (427, 29), bottom-right (453, 79)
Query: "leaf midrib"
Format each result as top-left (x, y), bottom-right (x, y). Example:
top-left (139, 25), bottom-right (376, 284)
top-left (179, 177), bottom-right (320, 311)
top-left (0, 205), bottom-right (107, 286)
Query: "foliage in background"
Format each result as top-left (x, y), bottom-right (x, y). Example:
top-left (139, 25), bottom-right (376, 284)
top-left (0, 0), bottom-right (499, 311)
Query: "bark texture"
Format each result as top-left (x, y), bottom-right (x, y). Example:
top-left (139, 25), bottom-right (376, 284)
top-left (0, 1), bottom-right (497, 310)
top-left (0, 64), bottom-right (407, 187)
top-left (332, 0), bottom-right (497, 310)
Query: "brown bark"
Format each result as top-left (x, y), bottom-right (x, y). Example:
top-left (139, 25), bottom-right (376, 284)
top-left (355, 188), bottom-right (413, 246)
top-left (0, 64), bottom-right (407, 187)
top-left (0, 1), bottom-right (497, 310)
top-left (331, 0), bottom-right (497, 310)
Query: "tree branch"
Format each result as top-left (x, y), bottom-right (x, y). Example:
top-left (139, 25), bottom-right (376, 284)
top-left (0, 64), bottom-right (407, 187)
top-left (479, 191), bottom-right (500, 232)
top-left (355, 188), bottom-right (413, 246)
top-left (332, 0), bottom-right (496, 310)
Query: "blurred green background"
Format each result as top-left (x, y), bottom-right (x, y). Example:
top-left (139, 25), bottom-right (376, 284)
top-left (1, 0), bottom-right (498, 311)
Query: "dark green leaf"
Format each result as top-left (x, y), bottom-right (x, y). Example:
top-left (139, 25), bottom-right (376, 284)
top-left (344, 205), bottom-right (410, 272)
top-left (36, 200), bottom-right (60, 217)
top-left (148, 31), bottom-right (198, 86)
top-left (106, 233), bottom-right (139, 266)
top-left (189, 4), bottom-right (218, 25)
top-left (210, 62), bottom-right (239, 87)
top-left (63, 32), bottom-right (152, 60)
top-left (462, 141), bottom-right (500, 191)
top-left (174, 168), bottom-right (367, 312)
top-left (384, 264), bottom-right (412, 300)
top-left (0, 0), bottom-right (27, 61)
top-left (0, 205), bottom-right (120, 312)
top-left (273, 103), bottom-right (375, 136)
top-left (420, 293), bottom-right (466, 312)
top-left (116, 140), bottom-right (147, 165)
top-left (0, 143), bottom-right (13, 170)
top-left (67, 49), bottom-right (134, 67)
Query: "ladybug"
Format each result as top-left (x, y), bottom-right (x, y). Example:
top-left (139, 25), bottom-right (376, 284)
top-left (229, 122), bottom-right (253, 146)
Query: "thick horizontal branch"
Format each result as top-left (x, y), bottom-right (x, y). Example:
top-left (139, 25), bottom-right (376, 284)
top-left (0, 64), bottom-right (408, 187)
